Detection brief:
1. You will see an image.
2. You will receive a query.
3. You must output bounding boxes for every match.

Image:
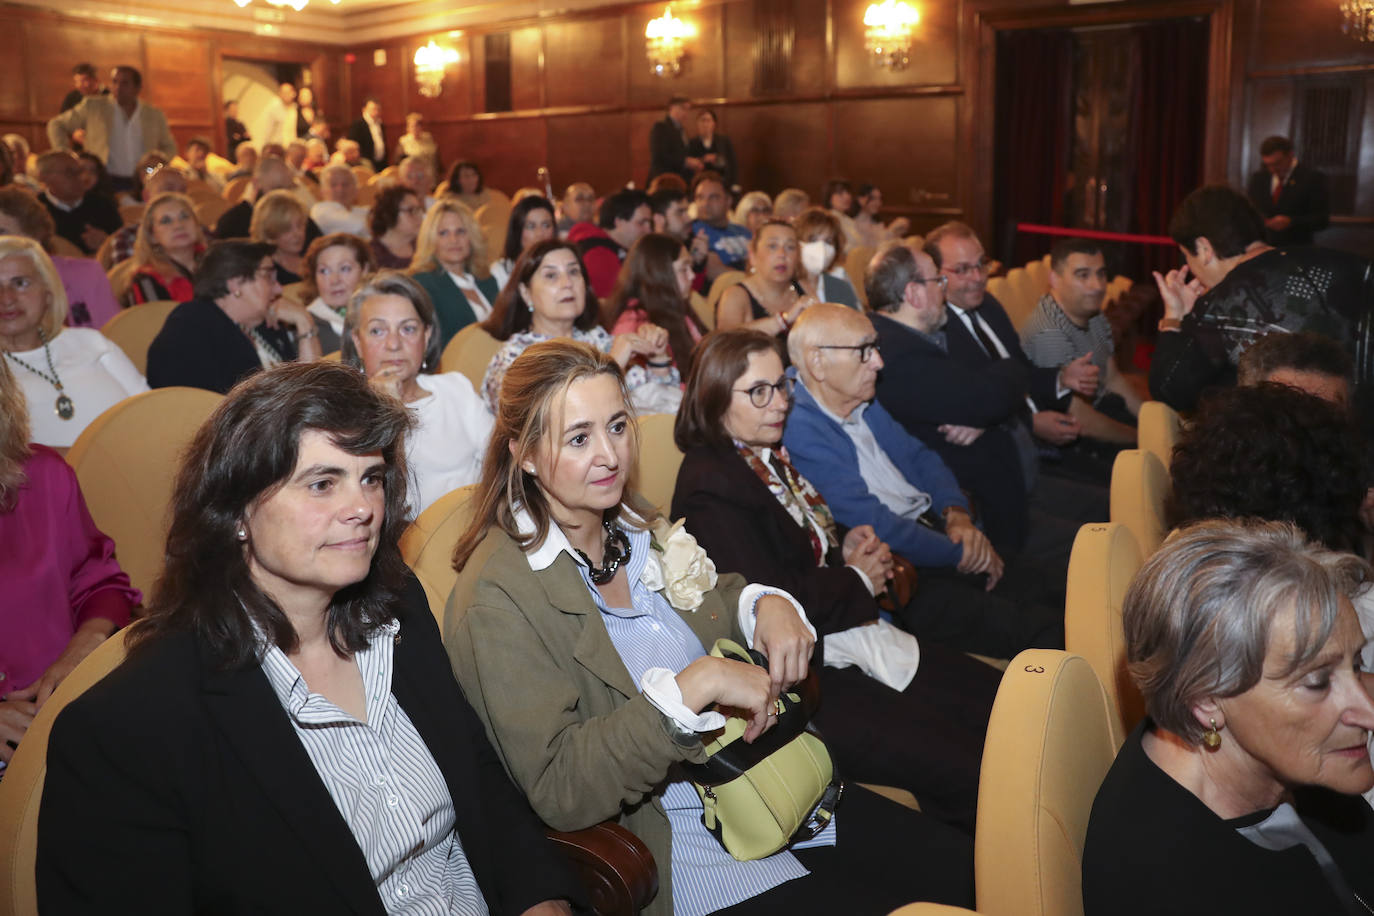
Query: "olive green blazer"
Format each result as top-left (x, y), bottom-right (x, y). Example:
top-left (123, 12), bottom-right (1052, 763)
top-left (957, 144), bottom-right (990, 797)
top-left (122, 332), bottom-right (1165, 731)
top-left (444, 522), bottom-right (746, 916)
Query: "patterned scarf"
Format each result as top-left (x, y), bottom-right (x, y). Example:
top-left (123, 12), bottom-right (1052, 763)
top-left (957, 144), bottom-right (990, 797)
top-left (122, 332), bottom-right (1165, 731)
top-left (736, 443), bottom-right (839, 566)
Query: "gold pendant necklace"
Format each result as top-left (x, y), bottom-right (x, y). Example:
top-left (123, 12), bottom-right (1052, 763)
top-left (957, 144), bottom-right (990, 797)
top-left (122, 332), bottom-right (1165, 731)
top-left (4, 331), bottom-right (74, 420)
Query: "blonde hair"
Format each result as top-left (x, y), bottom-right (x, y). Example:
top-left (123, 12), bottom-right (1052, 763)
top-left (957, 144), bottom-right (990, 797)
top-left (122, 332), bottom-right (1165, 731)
top-left (0, 356), bottom-right (31, 511)
top-left (133, 192), bottom-right (205, 274)
top-left (451, 340), bottom-right (638, 572)
top-left (732, 190), bottom-right (772, 226)
top-left (772, 188), bottom-right (811, 223)
top-left (0, 235), bottom-right (67, 340)
top-left (410, 198), bottom-right (488, 277)
top-left (250, 189), bottom-right (309, 247)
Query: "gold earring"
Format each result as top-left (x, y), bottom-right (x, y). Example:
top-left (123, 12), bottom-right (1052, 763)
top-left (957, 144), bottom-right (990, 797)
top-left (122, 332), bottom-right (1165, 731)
top-left (1203, 717), bottom-right (1221, 750)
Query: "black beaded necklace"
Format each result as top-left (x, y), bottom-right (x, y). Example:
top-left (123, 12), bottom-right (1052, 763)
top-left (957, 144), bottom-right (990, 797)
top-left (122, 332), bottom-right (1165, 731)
top-left (573, 520), bottom-right (632, 585)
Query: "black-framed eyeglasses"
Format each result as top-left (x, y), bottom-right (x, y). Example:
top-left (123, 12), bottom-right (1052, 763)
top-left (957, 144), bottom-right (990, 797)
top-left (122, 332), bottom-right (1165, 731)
top-left (735, 376), bottom-right (796, 408)
top-left (817, 341), bottom-right (881, 363)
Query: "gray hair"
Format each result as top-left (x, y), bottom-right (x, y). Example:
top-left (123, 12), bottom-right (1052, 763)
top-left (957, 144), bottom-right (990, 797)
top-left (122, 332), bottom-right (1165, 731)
top-left (866, 242), bottom-right (918, 314)
top-left (1125, 518), bottom-right (1370, 744)
top-left (340, 270), bottom-right (443, 374)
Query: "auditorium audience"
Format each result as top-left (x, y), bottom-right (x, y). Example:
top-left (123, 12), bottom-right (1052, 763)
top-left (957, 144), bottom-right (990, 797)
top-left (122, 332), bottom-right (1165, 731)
top-left (772, 187), bottom-right (811, 224)
top-left (250, 189), bottom-right (310, 285)
top-left (146, 240), bottom-right (320, 394)
top-left (367, 184), bottom-right (423, 269)
top-left (446, 160), bottom-right (496, 213)
top-left (0, 187), bottom-right (120, 329)
top-left (1150, 185), bottom-right (1374, 413)
top-left (0, 237), bottom-right (147, 448)
top-left (35, 150), bottom-right (122, 256)
top-left (397, 154), bottom-right (437, 209)
top-left (226, 141), bottom-right (257, 181)
top-left (782, 304), bottom-right (1063, 659)
top-left (793, 207), bottom-right (860, 309)
top-left (690, 170), bottom-right (750, 277)
top-left (852, 183), bottom-right (910, 247)
top-left (181, 136), bottom-right (222, 190)
top-left (102, 162), bottom-right (186, 268)
top-left (46, 65), bottom-right (177, 192)
top-left (480, 239), bottom-right (679, 414)
top-left (129, 191), bottom-right (205, 305)
top-left (557, 181), bottom-right (596, 235)
top-left (409, 197), bottom-right (499, 346)
top-left (1082, 519), bottom-right (1374, 915)
top-left (309, 162), bottom-right (370, 237)
top-left (671, 328), bottom-right (1002, 832)
top-left (37, 359), bottom-right (583, 914)
top-left (301, 232), bottom-right (373, 353)
top-left (649, 187), bottom-right (692, 241)
top-left (490, 193), bottom-right (556, 289)
top-left (568, 187), bottom-right (652, 300)
top-left (341, 271), bottom-right (493, 516)
top-left (606, 232), bottom-right (708, 377)
top-left (75, 152), bottom-right (115, 205)
top-left (716, 219), bottom-right (813, 337)
top-left (214, 155), bottom-right (323, 248)
top-left (733, 190), bottom-right (773, 234)
top-left (685, 108), bottom-right (736, 189)
top-left (0, 356), bottom-right (138, 773)
top-left (446, 338), bottom-right (978, 916)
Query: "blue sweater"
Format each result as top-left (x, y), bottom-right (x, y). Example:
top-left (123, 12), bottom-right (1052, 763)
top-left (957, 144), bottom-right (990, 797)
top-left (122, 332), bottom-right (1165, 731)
top-left (782, 377), bottom-right (968, 569)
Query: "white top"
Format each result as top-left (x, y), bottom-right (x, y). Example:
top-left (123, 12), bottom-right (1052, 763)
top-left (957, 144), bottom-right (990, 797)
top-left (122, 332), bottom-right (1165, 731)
top-left (444, 271), bottom-right (493, 323)
top-left (406, 372), bottom-right (494, 516)
top-left (106, 102), bottom-right (144, 179)
top-left (489, 258), bottom-right (513, 292)
top-left (310, 201), bottom-right (371, 238)
top-left (306, 296), bottom-right (346, 337)
top-left (6, 328), bottom-right (148, 448)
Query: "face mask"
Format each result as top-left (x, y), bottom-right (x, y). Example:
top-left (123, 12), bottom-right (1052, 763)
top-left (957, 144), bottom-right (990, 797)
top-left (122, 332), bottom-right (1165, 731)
top-left (800, 239), bottom-right (835, 276)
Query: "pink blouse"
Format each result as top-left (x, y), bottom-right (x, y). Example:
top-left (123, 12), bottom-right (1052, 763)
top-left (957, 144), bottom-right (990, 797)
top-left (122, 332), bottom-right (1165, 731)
top-left (611, 301), bottom-right (703, 378)
top-left (0, 446), bottom-right (139, 691)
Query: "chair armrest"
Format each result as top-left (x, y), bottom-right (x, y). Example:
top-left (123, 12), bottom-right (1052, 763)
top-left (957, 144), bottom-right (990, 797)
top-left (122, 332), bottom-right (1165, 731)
top-left (888, 904), bottom-right (979, 915)
top-left (545, 821), bottom-right (658, 916)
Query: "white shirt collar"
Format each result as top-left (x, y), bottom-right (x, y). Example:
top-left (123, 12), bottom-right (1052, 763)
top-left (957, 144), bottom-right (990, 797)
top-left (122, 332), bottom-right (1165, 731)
top-left (513, 502), bottom-right (647, 572)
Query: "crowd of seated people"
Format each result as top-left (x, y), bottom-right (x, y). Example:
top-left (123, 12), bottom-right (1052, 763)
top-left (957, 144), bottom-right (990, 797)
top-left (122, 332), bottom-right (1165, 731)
top-left (8, 82), bottom-right (1374, 916)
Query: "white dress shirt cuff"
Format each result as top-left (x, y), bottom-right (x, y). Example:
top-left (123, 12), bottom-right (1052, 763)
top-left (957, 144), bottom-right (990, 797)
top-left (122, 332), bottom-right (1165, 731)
top-left (736, 584), bottom-right (816, 648)
top-left (846, 564), bottom-right (877, 597)
top-left (640, 667), bottom-right (727, 732)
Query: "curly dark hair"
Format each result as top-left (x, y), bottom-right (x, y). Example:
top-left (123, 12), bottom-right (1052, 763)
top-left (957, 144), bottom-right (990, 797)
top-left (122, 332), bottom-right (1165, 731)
top-left (369, 184), bottom-right (418, 238)
top-left (1167, 382), bottom-right (1369, 554)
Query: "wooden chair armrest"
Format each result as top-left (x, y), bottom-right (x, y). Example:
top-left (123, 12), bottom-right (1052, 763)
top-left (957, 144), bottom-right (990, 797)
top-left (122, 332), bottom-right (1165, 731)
top-left (545, 821), bottom-right (658, 916)
top-left (888, 904), bottom-right (979, 915)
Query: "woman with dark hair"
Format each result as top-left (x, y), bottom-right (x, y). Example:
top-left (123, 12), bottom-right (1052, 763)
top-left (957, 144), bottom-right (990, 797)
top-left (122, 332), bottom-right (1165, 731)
top-left (368, 185), bottom-right (424, 270)
top-left (671, 328), bottom-right (1000, 832)
top-left (147, 240), bottom-right (321, 394)
top-left (37, 360), bottom-right (582, 915)
top-left (852, 183), bottom-right (910, 248)
top-left (446, 339), bottom-right (976, 916)
top-left (341, 271), bottom-right (493, 516)
top-left (819, 179), bottom-right (861, 249)
top-left (490, 195), bottom-right (556, 290)
top-left (685, 109), bottom-right (736, 189)
top-left (479, 239), bottom-right (680, 414)
top-left (302, 232), bottom-right (374, 353)
top-left (447, 160), bottom-right (495, 213)
top-left (716, 220), bottom-right (815, 337)
top-left (606, 232), bottom-right (708, 378)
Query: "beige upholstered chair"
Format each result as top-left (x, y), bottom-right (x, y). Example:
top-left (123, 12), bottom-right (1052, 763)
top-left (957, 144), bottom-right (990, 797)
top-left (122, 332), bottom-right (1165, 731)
top-left (474, 200), bottom-right (513, 260)
top-left (1064, 522), bottom-right (1145, 740)
top-left (689, 290), bottom-right (713, 331)
top-left (278, 280), bottom-right (308, 307)
top-left (844, 243), bottom-right (875, 308)
top-left (398, 483), bottom-right (479, 628)
top-left (1109, 449), bottom-right (1169, 557)
top-left (1001, 266), bottom-right (1039, 332)
top-left (1136, 400), bottom-right (1181, 472)
top-left (65, 386), bottom-right (223, 598)
top-left (888, 650), bottom-right (1122, 916)
top-left (117, 203), bottom-right (144, 227)
top-left (633, 412), bottom-right (683, 518)
top-left (105, 259), bottom-right (139, 308)
top-left (705, 270), bottom-right (746, 321)
top-left (439, 323), bottom-right (503, 391)
top-left (0, 631), bottom-right (129, 916)
top-left (221, 175), bottom-right (251, 203)
top-left (99, 299), bottom-right (179, 374)
top-left (193, 196), bottom-right (233, 229)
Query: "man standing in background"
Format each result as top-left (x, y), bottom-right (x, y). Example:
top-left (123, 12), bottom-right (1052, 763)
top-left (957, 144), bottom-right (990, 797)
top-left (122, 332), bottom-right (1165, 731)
top-left (1245, 135), bottom-right (1329, 247)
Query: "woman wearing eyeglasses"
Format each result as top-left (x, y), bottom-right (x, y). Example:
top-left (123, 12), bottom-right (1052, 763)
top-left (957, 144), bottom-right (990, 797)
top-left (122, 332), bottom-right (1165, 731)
top-left (670, 328), bottom-right (1001, 835)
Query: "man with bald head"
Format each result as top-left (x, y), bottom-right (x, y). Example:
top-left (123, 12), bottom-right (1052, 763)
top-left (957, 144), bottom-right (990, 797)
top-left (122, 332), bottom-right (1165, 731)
top-left (558, 181), bottom-right (596, 236)
top-left (782, 304), bottom-right (1062, 659)
top-left (213, 155), bottom-right (323, 245)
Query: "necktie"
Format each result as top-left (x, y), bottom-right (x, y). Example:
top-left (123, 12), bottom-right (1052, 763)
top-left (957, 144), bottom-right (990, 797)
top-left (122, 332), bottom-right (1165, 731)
top-left (969, 312), bottom-right (1002, 359)
top-left (1272, 178), bottom-right (1282, 204)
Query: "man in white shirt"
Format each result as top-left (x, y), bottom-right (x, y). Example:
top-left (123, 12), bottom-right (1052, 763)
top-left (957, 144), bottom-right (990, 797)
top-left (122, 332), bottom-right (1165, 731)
top-left (259, 83), bottom-right (300, 149)
top-left (46, 65), bottom-right (176, 192)
top-left (346, 99), bottom-right (388, 173)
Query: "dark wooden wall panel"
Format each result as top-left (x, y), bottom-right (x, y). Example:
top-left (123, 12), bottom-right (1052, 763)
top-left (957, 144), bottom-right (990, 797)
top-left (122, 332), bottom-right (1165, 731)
top-left (626, 4), bottom-right (723, 108)
top-left (511, 27), bottom-right (544, 112)
top-left (27, 19), bottom-right (143, 120)
top-left (454, 118), bottom-right (547, 194)
top-left (627, 109), bottom-right (659, 189)
top-left (347, 43), bottom-right (408, 140)
top-left (834, 96), bottom-right (959, 210)
top-left (145, 34), bottom-right (215, 126)
top-left (547, 111), bottom-right (630, 194)
top-left (729, 101), bottom-right (829, 195)
top-left (833, 0), bottom-right (957, 89)
top-left (402, 35), bottom-right (474, 124)
top-left (0, 15), bottom-right (31, 120)
top-left (544, 18), bottom-right (625, 109)
top-left (1246, 0), bottom-right (1374, 72)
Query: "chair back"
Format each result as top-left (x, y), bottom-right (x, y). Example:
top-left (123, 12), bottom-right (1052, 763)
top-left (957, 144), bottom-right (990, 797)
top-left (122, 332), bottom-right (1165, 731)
top-left (193, 196), bottom-right (233, 229)
top-left (369, 165), bottom-right (398, 186)
top-left (1109, 449), bottom-right (1169, 557)
top-left (65, 387), bottom-right (224, 597)
top-left (100, 299), bottom-right (179, 374)
top-left (844, 244), bottom-right (875, 308)
top-left (355, 184), bottom-right (377, 208)
top-left (705, 270), bottom-right (746, 321)
top-left (439, 323), bottom-right (503, 390)
top-left (118, 203), bottom-right (145, 227)
top-left (1002, 266), bottom-right (1039, 332)
top-left (278, 281), bottom-right (308, 307)
top-left (1024, 254), bottom-right (1050, 300)
top-left (689, 291), bottom-right (714, 331)
top-left (351, 165), bottom-right (375, 186)
top-left (398, 484), bottom-right (479, 627)
top-left (634, 412), bottom-right (684, 517)
top-left (474, 201), bottom-right (513, 258)
top-left (1136, 401), bottom-right (1180, 472)
top-left (974, 649), bottom-right (1121, 916)
top-left (0, 631), bottom-right (130, 916)
top-left (1064, 523), bottom-right (1146, 739)
top-left (48, 236), bottom-right (86, 259)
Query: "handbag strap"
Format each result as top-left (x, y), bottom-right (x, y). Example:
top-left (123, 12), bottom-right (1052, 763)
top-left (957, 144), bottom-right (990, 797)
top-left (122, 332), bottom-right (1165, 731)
top-left (788, 768), bottom-right (845, 845)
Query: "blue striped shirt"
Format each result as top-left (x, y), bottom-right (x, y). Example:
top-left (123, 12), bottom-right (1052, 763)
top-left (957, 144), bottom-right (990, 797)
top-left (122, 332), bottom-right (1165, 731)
top-left (260, 620), bottom-right (488, 916)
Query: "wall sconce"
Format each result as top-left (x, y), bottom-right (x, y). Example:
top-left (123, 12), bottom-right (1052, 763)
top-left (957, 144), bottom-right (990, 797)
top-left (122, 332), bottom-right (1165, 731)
top-left (1342, 0), bottom-right (1374, 40)
top-left (413, 40), bottom-right (459, 98)
top-left (864, 0), bottom-right (920, 70)
top-left (645, 6), bottom-right (694, 78)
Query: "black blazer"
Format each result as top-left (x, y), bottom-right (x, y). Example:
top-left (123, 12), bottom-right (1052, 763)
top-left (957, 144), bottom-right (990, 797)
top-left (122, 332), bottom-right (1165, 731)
top-left (146, 298), bottom-right (295, 395)
top-left (38, 575), bottom-right (583, 915)
top-left (213, 199), bottom-right (323, 249)
top-left (943, 293), bottom-right (1065, 412)
top-left (1245, 161), bottom-right (1330, 247)
top-left (685, 135), bottom-right (737, 189)
top-left (671, 442), bottom-right (877, 641)
top-left (347, 117), bottom-right (388, 172)
top-left (647, 116), bottom-right (689, 184)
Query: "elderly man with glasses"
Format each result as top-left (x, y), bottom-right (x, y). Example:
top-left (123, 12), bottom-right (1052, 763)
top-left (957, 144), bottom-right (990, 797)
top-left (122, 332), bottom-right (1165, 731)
top-left (781, 303), bottom-right (1063, 661)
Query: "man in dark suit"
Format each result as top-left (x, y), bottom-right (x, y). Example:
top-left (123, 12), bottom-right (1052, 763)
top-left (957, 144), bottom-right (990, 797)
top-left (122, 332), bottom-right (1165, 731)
top-left (646, 95), bottom-right (692, 185)
top-left (1245, 135), bottom-right (1329, 247)
top-left (346, 97), bottom-right (388, 172)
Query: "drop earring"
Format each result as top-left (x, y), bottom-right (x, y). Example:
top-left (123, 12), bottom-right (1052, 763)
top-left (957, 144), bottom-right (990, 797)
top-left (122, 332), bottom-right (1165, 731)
top-left (1202, 717), bottom-right (1222, 750)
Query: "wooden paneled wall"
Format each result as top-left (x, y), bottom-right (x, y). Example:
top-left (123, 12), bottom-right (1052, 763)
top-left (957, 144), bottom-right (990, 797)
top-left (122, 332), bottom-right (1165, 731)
top-left (0, 4), bottom-right (338, 160)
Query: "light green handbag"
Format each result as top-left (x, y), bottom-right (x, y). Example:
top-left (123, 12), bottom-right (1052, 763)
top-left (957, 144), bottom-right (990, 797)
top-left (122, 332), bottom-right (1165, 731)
top-left (681, 638), bottom-right (844, 861)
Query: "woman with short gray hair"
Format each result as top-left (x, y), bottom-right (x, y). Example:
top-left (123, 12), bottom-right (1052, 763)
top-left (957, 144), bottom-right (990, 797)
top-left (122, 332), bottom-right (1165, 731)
top-left (1083, 518), bottom-right (1374, 916)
